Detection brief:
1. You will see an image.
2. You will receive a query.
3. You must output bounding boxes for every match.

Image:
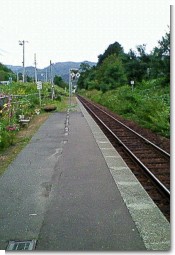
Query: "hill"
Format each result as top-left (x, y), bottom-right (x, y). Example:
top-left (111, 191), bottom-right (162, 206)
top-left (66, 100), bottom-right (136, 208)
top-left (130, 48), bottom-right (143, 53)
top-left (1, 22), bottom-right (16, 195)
top-left (0, 63), bottom-right (15, 81)
top-left (7, 61), bottom-right (96, 83)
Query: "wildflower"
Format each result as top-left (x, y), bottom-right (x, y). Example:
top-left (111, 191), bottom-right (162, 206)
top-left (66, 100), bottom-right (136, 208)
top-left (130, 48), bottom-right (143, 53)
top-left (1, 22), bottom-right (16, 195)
top-left (35, 108), bottom-right (40, 115)
top-left (6, 125), bottom-right (19, 132)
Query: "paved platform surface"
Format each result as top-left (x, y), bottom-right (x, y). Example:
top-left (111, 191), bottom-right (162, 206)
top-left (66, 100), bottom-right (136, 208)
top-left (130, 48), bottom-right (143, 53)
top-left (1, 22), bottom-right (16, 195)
top-left (0, 99), bottom-right (170, 251)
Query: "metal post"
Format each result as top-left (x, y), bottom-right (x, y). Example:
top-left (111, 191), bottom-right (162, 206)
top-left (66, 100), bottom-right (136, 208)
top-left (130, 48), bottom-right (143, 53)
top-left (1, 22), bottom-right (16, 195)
top-left (50, 60), bottom-right (55, 100)
top-left (34, 53), bottom-right (37, 83)
top-left (130, 80), bottom-right (134, 92)
top-left (36, 81), bottom-right (42, 107)
top-left (46, 68), bottom-right (48, 82)
top-left (39, 89), bottom-right (41, 107)
top-left (19, 40), bottom-right (28, 83)
top-left (22, 41), bottom-right (25, 82)
top-left (69, 69), bottom-right (71, 106)
top-left (50, 60), bottom-right (52, 84)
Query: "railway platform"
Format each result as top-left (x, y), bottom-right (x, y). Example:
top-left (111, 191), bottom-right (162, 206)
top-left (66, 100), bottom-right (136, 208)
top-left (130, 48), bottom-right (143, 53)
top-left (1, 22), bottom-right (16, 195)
top-left (0, 98), bottom-right (170, 251)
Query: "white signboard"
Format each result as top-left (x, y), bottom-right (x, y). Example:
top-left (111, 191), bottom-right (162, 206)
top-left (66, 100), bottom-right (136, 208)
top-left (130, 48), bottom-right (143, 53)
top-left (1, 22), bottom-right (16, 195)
top-left (36, 81), bottom-right (42, 90)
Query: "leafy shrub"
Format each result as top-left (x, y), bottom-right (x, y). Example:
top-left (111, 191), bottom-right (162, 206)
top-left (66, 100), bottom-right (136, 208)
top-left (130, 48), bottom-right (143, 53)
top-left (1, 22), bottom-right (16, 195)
top-left (54, 95), bottom-right (61, 101)
top-left (0, 82), bottom-right (69, 150)
top-left (80, 79), bottom-right (170, 137)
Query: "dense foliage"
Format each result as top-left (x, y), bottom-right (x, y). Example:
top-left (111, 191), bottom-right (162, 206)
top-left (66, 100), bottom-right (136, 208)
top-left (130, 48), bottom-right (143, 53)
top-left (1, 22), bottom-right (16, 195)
top-left (78, 29), bottom-right (170, 137)
top-left (53, 75), bottom-right (68, 89)
top-left (78, 29), bottom-right (170, 90)
top-left (0, 63), bottom-right (15, 81)
top-left (80, 79), bottom-right (170, 137)
top-left (0, 82), bottom-right (68, 150)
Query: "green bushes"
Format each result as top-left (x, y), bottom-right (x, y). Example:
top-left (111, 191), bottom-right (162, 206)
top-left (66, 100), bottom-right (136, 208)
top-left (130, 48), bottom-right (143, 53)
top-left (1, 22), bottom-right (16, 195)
top-left (0, 82), bottom-right (68, 150)
top-left (79, 79), bottom-right (170, 137)
top-left (77, 31), bottom-right (170, 137)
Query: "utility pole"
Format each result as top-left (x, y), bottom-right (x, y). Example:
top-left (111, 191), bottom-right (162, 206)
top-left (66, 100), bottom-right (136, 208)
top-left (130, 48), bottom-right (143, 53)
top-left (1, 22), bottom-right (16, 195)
top-left (69, 69), bottom-right (72, 106)
top-left (50, 60), bottom-right (55, 100)
top-left (50, 60), bottom-right (52, 84)
top-left (34, 53), bottom-right (37, 83)
top-left (45, 68), bottom-right (48, 82)
top-left (19, 40), bottom-right (28, 82)
top-left (16, 72), bottom-right (19, 82)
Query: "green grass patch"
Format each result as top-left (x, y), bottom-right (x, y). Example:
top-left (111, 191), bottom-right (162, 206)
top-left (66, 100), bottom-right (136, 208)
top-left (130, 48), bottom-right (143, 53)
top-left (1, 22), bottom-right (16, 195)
top-left (79, 80), bottom-right (170, 137)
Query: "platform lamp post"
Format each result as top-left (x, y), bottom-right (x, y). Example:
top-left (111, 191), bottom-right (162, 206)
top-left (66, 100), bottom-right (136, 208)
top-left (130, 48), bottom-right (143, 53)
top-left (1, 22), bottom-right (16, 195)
top-left (19, 40), bottom-right (28, 83)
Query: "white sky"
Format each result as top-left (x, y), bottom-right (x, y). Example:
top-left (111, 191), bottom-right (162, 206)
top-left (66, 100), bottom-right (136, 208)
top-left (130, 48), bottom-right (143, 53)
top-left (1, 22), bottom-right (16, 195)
top-left (0, 0), bottom-right (170, 68)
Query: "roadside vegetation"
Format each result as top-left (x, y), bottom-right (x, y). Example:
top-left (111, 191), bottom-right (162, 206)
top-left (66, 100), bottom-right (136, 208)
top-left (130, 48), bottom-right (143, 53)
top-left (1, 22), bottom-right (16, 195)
top-left (0, 81), bottom-right (68, 151)
top-left (0, 79), bottom-right (69, 176)
top-left (78, 29), bottom-right (170, 138)
top-left (0, 113), bottom-right (49, 176)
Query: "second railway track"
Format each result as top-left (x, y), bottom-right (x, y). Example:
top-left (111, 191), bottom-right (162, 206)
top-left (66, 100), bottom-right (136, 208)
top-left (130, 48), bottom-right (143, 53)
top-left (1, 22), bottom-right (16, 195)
top-left (77, 95), bottom-right (170, 221)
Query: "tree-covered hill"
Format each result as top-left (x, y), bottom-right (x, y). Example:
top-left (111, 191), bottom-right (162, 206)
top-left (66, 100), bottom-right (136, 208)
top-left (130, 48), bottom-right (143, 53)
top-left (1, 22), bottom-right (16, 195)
top-left (0, 63), bottom-right (15, 81)
top-left (7, 61), bottom-right (96, 83)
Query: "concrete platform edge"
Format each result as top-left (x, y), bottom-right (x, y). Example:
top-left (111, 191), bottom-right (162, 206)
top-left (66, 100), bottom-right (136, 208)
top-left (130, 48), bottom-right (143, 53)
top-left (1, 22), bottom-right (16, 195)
top-left (76, 98), bottom-right (170, 251)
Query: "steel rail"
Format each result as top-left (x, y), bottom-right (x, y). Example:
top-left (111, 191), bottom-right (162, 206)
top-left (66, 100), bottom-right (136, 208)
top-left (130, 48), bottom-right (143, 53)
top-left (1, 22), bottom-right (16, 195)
top-left (79, 97), bottom-right (170, 197)
top-left (78, 95), bottom-right (170, 158)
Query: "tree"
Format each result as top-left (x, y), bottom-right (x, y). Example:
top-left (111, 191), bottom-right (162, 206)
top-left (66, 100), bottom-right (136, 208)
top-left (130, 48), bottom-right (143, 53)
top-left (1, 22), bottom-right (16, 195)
top-left (0, 63), bottom-right (15, 81)
top-left (77, 62), bottom-right (94, 90)
top-left (158, 29), bottom-right (170, 56)
top-left (82, 67), bottom-right (99, 90)
top-left (79, 62), bottom-right (91, 72)
top-left (26, 75), bottom-right (33, 82)
top-left (97, 41), bottom-right (124, 66)
top-left (97, 54), bottom-right (127, 91)
top-left (136, 44), bottom-right (150, 64)
top-left (18, 73), bottom-right (23, 81)
top-left (77, 30), bottom-right (170, 92)
top-left (54, 75), bottom-right (67, 88)
top-left (125, 47), bottom-right (149, 82)
top-left (0, 70), bottom-right (9, 81)
top-left (149, 29), bottom-right (170, 82)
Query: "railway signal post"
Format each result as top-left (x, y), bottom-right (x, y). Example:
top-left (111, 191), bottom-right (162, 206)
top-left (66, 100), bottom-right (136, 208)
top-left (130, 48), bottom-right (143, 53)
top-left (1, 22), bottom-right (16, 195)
top-left (69, 69), bottom-right (80, 106)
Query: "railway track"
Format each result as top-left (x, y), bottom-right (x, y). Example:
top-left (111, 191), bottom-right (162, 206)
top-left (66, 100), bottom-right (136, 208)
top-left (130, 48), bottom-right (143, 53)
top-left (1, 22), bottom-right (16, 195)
top-left (77, 95), bottom-right (170, 221)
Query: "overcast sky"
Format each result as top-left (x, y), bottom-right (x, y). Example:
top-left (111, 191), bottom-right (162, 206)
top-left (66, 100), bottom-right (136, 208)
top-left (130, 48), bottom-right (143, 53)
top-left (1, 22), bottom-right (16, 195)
top-left (0, 0), bottom-right (170, 68)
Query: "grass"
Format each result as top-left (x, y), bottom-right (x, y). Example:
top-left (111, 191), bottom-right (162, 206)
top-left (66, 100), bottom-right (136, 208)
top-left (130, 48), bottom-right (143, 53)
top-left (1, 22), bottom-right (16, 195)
top-left (79, 80), bottom-right (170, 138)
top-left (0, 113), bottom-right (50, 176)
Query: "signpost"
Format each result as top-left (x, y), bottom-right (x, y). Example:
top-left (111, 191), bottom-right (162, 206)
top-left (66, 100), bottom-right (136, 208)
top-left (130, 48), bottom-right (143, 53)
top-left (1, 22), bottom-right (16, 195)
top-left (36, 81), bottom-right (42, 106)
top-left (36, 81), bottom-right (42, 90)
top-left (130, 80), bottom-right (134, 92)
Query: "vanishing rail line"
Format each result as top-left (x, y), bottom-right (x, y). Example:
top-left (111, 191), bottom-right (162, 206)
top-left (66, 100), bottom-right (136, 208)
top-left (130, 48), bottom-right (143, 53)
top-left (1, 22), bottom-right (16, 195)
top-left (78, 95), bottom-right (170, 220)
